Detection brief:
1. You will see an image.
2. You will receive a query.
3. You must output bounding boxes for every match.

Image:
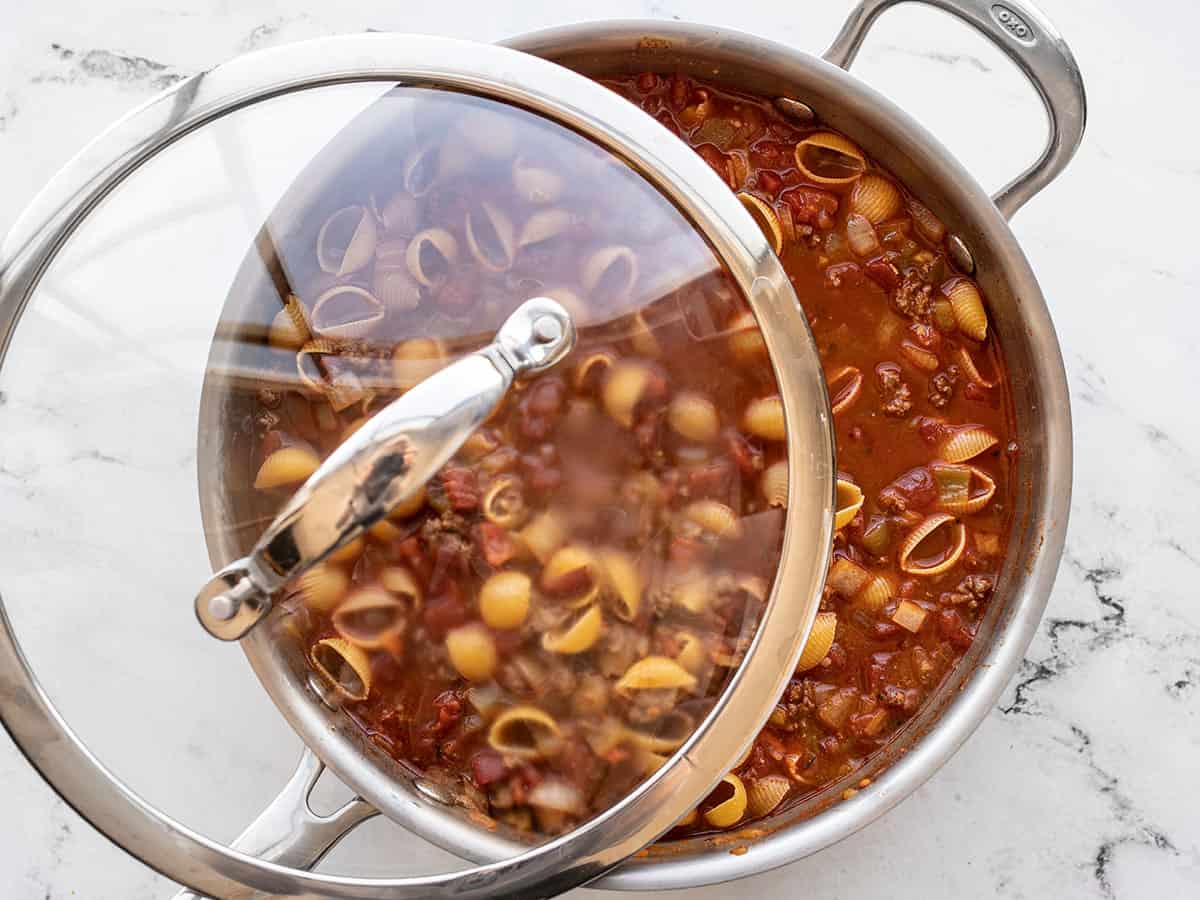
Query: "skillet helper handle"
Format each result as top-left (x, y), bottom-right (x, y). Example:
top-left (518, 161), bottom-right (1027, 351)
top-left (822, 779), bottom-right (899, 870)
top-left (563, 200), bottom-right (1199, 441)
top-left (195, 296), bottom-right (575, 641)
top-left (171, 749), bottom-right (377, 900)
top-left (823, 0), bottom-right (1086, 219)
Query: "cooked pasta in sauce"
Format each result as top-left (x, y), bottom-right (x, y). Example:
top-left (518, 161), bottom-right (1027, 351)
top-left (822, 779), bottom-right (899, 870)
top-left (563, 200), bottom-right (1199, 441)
top-left (238, 74), bottom-right (1015, 839)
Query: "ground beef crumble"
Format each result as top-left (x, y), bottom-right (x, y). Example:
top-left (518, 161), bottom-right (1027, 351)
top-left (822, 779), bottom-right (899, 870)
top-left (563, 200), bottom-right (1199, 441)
top-left (890, 269), bottom-right (934, 321)
top-left (940, 574), bottom-right (995, 606)
top-left (875, 362), bottom-right (913, 416)
top-left (928, 369), bottom-right (956, 408)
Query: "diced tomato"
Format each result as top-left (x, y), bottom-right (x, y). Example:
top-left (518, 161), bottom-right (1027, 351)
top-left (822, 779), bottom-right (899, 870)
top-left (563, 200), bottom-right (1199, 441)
top-left (937, 609), bottom-right (976, 649)
top-left (422, 587), bottom-right (468, 639)
top-left (471, 750), bottom-right (509, 786)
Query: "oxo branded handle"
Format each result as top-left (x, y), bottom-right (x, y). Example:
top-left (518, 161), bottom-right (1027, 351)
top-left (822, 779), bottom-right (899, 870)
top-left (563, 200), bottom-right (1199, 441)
top-left (195, 296), bottom-right (575, 641)
top-left (823, 0), bottom-right (1086, 219)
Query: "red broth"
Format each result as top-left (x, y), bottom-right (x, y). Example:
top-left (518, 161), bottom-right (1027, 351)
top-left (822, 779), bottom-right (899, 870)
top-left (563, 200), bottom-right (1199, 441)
top-left (238, 75), bottom-right (1014, 838)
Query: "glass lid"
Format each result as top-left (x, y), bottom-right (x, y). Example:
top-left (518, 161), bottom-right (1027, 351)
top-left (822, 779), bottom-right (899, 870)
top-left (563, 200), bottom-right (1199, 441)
top-left (0, 34), bottom-right (833, 899)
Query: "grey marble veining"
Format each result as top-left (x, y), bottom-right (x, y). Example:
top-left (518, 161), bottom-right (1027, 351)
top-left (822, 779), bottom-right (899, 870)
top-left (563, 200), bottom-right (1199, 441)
top-left (1, 1), bottom-right (1198, 898)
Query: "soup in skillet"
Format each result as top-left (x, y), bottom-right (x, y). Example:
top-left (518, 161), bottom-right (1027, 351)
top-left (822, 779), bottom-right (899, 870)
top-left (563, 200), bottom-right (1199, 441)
top-left (233, 75), bottom-right (1014, 838)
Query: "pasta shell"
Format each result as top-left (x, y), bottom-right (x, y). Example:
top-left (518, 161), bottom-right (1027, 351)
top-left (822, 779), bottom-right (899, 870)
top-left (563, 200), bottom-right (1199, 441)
top-left (380, 567), bottom-right (422, 609)
top-left (316, 205), bottom-right (377, 276)
top-left (445, 624), bottom-right (498, 682)
top-left (858, 575), bottom-right (893, 613)
top-left (268, 295), bottom-right (312, 350)
top-left (599, 550), bottom-right (641, 622)
top-left (402, 144), bottom-right (441, 197)
top-left (465, 201), bottom-right (516, 272)
top-left (940, 425), bottom-right (999, 463)
top-left (674, 631), bottom-right (708, 675)
top-left (488, 706), bottom-right (562, 760)
top-left (957, 346), bottom-right (998, 389)
top-left (518, 208), bottom-right (573, 248)
top-left (481, 474), bottom-right (528, 529)
top-left (629, 312), bottom-right (663, 358)
top-left (671, 577), bottom-right (714, 615)
top-left (746, 774), bottom-right (791, 818)
top-left (255, 446), bottom-right (320, 490)
top-left (795, 611), bottom-right (837, 672)
top-left (294, 337), bottom-right (333, 395)
top-left (616, 656), bottom-right (698, 695)
top-left (602, 361), bottom-right (653, 428)
top-left (294, 354), bottom-right (369, 413)
top-left (375, 236), bottom-right (408, 266)
top-left (760, 460), bottom-right (788, 508)
top-left (326, 535), bottom-right (364, 566)
top-left (311, 285), bottom-right (385, 340)
top-left (684, 499), bottom-right (743, 540)
top-left (297, 564), bottom-right (349, 612)
top-left (311, 638), bottom-right (371, 702)
top-left (834, 478), bottom-right (865, 530)
top-left (541, 545), bottom-right (602, 607)
top-left (479, 571), bottom-right (531, 630)
top-left (933, 464), bottom-right (996, 515)
top-left (367, 518), bottom-right (403, 544)
top-left (794, 132), bottom-right (866, 187)
top-left (625, 708), bottom-right (695, 753)
top-left (736, 192), bottom-right (783, 254)
top-left (375, 191), bottom-right (419, 237)
top-left (827, 365), bottom-right (864, 416)
top-left (582, 245), bottom-right (638, 303)
top-left (512, 157), bottom-right (564, 205)
top-left (724, 312), bottom-right (763, 364)
top-left (392, 337), bottom-right (448, 391)
top-left (542, 604), bottom-right (604, 654)
top-left (668, 392), bottom-right (720, 443)
top-left (943, 277), bottom-right (988, 341)
top-left (704, 774), bottom-right (747, 828)
top-left (898, 513), bottom-right (967, 576)
top-left (388, 485), bottom-right (427, 521)
top-left (332, 587), bottom-right (407, 651)
top-left (743, 395), bottom-right (786, 441)
top-left (849, 174), bottom-right (903, 224)
top-left (371, 265), bottom-right (421, 312)
top-left (518, 509), bottom-right (567, 564)
top-left (406, 228), bottom-right (458, 288)
top-left (727, 310), bottom-right (767, 363)
top-left (573, 350), bottom-right (617, 395)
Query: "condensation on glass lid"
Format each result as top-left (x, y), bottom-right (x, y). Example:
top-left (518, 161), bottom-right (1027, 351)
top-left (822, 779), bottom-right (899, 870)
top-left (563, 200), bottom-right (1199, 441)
top-left (201, 83), bottom-right (790, 839)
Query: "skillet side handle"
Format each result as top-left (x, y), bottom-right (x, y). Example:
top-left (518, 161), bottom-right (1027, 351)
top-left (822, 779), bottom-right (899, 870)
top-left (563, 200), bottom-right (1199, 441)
top-left (823, 0), bottom-right (1086, 219)
top-left (170, 748), bottom-right (377, 899)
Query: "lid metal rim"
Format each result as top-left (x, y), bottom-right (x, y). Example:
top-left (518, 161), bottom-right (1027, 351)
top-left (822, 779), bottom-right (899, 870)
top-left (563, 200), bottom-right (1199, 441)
top-left (0, 32), bottom-right (835, 898)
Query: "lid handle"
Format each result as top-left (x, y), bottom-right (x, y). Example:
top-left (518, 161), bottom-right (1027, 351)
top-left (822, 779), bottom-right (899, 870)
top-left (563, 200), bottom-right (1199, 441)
top-left (195, 296), bottom-right (576, 640)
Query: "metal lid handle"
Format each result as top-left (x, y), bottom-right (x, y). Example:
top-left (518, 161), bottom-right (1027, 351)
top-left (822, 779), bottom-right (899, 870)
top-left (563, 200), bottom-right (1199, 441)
top-left (195, 296), bottom-right (575, 640)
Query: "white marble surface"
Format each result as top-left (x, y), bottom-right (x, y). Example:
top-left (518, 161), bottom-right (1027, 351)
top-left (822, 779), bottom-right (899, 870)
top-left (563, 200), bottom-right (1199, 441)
top-left (1, 1), bottom-right (1198, 898)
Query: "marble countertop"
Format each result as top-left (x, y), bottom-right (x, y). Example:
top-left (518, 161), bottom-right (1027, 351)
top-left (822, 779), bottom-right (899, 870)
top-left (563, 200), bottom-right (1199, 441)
top-left (1, 1), bottom-right (1197, 898)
